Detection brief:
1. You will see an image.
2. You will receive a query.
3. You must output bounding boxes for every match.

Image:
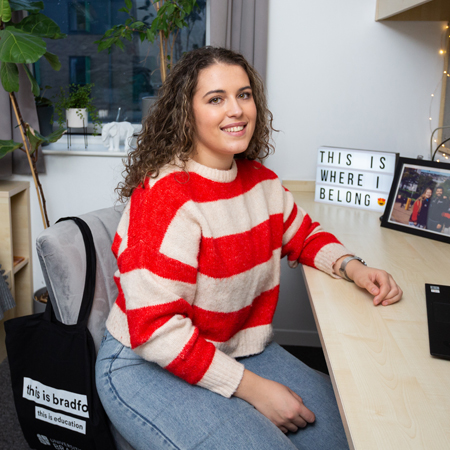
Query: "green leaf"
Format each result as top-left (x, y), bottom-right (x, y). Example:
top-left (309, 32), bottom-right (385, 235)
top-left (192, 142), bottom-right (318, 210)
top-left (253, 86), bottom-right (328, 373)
top-left (43, 51), bottom-right (61, 71)
top-left (96, 37), bottom-right (114, 52)
top-left (115, 39), bottom-right (125, 51)
top-left (0, 139), bottom-right (23, 159)
top-left (14, 13), bottom-right (67, 39)
top-left (118, 7), bottom-right (129, 13)
top-left (131, 21), bottom-right (144, 28)
top-left (146, 28), bottom-right (155, 42)
top-left (25, 127), bottom-right (41, 154)
top-left (150, 18), bottom-right (159, 33)
top-left (0, 0), bottom-right (12, 23)
top-left (9, 0), bottom-right (44, 13)
top-left (0, 27), bottom-right (46, 64)
top-left (22, 63), bottom-right (39, 96)
top-left (0, 61), bottom-right (19, 92)
top-left (43, 127), bottom-right (66, 143)
top-left (165, 3), bottom-right (175, 15)
top-left (125, 0), bottom-right (132, 10)
top-left (27, 126), bottom-right (65, 152)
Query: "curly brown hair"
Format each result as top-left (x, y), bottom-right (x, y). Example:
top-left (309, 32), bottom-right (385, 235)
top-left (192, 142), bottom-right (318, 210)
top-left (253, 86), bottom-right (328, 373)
top-left (117, 46), bottom-right (276, 201)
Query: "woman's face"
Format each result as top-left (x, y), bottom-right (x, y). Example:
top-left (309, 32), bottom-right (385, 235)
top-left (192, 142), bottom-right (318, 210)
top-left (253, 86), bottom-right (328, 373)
top-left (425, 189), bottom-right (432, 198)
top-left (191, 63), bottom-right (257, 170)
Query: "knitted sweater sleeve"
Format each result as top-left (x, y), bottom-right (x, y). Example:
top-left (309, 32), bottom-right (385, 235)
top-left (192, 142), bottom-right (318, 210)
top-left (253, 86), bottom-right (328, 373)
top-left (280, 187), bottom-right (352, 275)
top-left (111, 179), bottom-right (244, 398)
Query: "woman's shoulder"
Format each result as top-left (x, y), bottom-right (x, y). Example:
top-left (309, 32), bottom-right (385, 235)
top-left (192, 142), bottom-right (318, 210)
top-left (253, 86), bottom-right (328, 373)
top-left (236, 159), bottom-right (279, 182)
top-left (130, 163), bottom-right (191, 207)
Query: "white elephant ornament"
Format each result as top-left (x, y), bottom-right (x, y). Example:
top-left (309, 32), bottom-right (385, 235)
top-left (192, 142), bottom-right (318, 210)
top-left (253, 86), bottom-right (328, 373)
top-left (102, 121), bottom-right (135, 152)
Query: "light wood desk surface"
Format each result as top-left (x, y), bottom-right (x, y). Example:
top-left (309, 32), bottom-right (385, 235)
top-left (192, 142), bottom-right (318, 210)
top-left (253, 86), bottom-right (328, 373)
top-left (292, 191), bottom-right (450, 450)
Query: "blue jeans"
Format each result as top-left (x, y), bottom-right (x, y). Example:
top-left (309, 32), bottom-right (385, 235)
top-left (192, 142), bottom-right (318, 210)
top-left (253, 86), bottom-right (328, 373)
top-left (96, 330), bottom-right (349, 450)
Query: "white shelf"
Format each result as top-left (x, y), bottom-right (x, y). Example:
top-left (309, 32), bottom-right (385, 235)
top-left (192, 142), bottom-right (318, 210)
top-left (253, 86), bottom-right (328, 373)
top-left (376, 0), bottom-right (450, 21)
top-left (43, 149), bottom-right (128, 157)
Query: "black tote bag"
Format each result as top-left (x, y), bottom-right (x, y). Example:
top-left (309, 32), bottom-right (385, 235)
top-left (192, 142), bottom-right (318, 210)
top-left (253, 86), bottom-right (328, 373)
top-left (4, 217), bottom-right (116, 450)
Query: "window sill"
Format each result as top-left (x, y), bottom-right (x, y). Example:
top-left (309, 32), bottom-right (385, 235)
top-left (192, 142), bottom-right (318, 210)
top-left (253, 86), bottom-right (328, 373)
top-left (42, 133), bottom-right (135, 157)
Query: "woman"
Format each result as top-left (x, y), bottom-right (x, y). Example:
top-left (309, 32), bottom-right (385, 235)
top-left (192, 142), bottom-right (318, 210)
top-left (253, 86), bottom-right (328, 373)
top-left (416, 188), bottom-right (433, 229)
top-left (96, 47), bottom-right (402, 450)
top-left (409, 188), bottom-right (431, 227)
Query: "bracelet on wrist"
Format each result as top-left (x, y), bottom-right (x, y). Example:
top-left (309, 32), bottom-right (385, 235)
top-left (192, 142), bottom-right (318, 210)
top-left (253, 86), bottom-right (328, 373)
top-left (339, 256), bottom-right (367, 282)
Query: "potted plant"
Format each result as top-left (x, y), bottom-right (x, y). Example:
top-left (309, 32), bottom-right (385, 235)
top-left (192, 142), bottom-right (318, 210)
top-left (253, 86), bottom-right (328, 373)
top-left (95, 0), bottom-right (200, 116)
top-left (0, 0), bottom-right (67, 229)
top-left (54, 83), bottom-right (102, 133)
top-left (35, 85), bottom-right (54, 139)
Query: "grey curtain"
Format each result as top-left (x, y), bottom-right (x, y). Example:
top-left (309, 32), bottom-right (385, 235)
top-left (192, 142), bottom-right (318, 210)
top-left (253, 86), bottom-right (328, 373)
top-left (209, 0), bottom-right (269, 82)
top-left (0, 12), bottom-right (45, 178)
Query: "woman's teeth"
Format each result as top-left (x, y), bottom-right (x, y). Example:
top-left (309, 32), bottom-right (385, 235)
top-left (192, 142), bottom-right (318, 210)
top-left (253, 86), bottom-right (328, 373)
top-left (223, 125), bottom-right (244, 132)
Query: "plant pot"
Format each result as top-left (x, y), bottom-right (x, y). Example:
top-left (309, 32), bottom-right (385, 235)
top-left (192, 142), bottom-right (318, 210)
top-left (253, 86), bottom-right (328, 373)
top-left (66, 108), bottom-right (87, 128)
top-left (142, 96), bottom-right (157, 119)
top-left (36, 104), bottom-right (54, 141)
top-left (33, 287), bottom-right (48, 314)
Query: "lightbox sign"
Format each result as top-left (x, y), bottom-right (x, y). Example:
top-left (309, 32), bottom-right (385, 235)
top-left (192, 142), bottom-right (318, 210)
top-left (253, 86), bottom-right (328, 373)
top-left (315, 146), bottom-right (398, 212)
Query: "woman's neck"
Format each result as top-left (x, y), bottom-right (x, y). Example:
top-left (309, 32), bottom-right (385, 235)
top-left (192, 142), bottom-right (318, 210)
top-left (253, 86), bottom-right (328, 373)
top-left (191, 150), bottom-right (234, 171)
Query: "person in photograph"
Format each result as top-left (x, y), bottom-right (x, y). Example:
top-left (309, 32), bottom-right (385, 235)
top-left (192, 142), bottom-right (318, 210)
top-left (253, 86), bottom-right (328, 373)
top-left (427, 186), bottom-right (447, 232)
top-left (416, 187), bottom-right (433, 228)
top-left (441, 199), bottom-right (450, 236)
top-left (409, 188), bottom-right (432, 227)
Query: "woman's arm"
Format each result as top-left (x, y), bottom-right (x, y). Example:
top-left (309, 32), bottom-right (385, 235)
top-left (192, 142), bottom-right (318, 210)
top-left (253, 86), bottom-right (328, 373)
top-left (333, 256), bottom-right (403, 306)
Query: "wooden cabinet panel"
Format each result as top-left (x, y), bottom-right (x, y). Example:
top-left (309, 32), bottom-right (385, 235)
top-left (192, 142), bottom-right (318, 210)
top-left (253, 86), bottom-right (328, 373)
top-left (0, 181), bottom-right (33, 362)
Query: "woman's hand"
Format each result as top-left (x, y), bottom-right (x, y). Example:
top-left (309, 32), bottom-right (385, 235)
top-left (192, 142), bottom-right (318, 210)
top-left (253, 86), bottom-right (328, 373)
top-left (234, 369), bottom-right (315, 433)
top-left (335, 258), bottom-right (403, 306)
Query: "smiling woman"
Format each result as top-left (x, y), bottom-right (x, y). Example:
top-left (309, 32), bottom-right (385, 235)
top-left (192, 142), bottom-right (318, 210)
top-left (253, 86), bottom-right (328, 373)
top-left (94, 46), bottom-right (402, 450)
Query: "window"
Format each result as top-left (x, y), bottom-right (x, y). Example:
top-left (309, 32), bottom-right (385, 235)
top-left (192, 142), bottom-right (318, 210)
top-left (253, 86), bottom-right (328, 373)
top-left (69, 56), bottom-right (91, 85)
top-left (35, 0), bottom-right (207, 125)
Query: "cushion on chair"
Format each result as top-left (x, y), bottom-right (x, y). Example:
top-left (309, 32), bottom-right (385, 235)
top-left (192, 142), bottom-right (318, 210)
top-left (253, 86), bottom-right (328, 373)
top-left (36, 205), bottom-right (125, 353)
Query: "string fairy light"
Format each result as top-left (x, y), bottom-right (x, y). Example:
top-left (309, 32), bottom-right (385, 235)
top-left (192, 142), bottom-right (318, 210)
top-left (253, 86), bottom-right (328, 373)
top-left (429, 22), bottom-right (450, 162)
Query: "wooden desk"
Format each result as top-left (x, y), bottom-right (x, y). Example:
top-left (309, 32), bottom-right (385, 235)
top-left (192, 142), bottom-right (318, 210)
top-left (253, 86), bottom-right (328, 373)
top-left (292, 191), bottom-right (450, 450)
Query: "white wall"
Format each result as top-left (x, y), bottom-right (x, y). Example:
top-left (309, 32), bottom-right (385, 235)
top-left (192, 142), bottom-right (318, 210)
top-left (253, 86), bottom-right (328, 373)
top-left (10, 149), bottom-right (125, 292)
top-left (265, 0), bottom-right (446, 180)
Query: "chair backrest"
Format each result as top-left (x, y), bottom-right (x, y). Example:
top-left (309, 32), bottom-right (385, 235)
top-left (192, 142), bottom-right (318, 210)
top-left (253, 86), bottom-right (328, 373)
top-left (36, 205), bottom-right (138, 450)
top-left (36, 205), bottom-right (124, 353)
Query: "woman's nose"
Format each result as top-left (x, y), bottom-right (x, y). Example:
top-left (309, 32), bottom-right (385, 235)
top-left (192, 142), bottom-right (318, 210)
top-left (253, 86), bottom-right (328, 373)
top-left (226, 98), bottom-right (243, 117)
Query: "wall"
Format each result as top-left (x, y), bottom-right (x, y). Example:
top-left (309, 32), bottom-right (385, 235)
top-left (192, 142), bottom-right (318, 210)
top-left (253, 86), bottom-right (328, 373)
top-left (267, 0), bottom-right (447, 346)
top-left (265, 0), bottom-right (446, 180)
top-left (10, 147), bottom-right (125, 293)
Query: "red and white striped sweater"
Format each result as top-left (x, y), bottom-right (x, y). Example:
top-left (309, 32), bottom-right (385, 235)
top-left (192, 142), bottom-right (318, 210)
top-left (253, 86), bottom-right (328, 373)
top-left (106, 158), bottom-right (351, 398)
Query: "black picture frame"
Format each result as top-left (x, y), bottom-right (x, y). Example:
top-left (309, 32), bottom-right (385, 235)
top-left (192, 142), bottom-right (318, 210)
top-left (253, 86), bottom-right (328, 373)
top-left (381, 157), bottom-right (450, 244)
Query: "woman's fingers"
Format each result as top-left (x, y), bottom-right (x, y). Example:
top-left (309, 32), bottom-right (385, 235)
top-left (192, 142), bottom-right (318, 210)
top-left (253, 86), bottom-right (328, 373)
top-left (379, 275), bottom-right (403, 306)
top-left (351, 265), bottom-right (403, 306)
top-left (372, 272), bottom-right (402, 305)
top-left (290, 390), bottom-right (315, 424)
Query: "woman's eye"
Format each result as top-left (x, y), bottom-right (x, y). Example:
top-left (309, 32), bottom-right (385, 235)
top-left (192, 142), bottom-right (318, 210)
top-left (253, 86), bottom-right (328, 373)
top-left (239, 92), bottom-right (251, 99)
top-left (209, 97), bottom-right (221, 104)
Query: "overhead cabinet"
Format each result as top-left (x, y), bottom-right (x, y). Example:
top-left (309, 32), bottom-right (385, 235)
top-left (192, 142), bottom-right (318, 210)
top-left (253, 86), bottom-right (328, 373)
top-left (376, 0), bottom-right (450, 21)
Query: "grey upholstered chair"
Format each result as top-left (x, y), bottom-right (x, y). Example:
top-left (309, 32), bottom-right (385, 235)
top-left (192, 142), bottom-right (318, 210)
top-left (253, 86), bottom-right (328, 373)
top-left (36, 205), bottom-right (135, 450)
